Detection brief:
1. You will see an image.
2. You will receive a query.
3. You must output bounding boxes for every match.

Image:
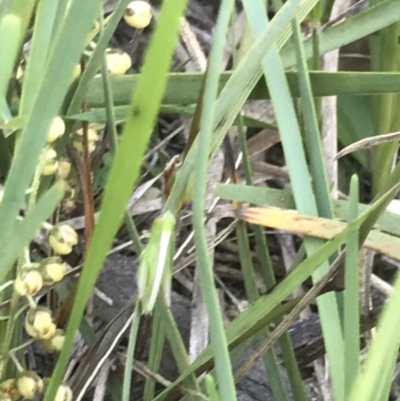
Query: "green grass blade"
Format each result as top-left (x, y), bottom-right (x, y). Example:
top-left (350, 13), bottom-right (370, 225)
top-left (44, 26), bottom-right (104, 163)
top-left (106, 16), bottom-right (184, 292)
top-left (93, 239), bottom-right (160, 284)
top-left (19, 0), bottom-right (59, 116)
top-left (371, 19), bottom-right (400, 195)
top-left (192, 0), bottom-right (237, 399)
top-left (143, 311), bottom-right (164, 400)
top-left (43, 1), bottom-right (189, 399)
top-left (122, 304), bottom-right (141, 401)
top-left (236, 222), bottom-right (290, 401)
top-left (205, 375), bottom-right (221, 401)
top-left (0, 13), bottom-right (22, 107)
top-left (67, 0), bottom-right (133, 116)
top-left (156, 298), bottom-right (202, 400)
top-left (237, 111), bottom-right (304, 401)
top-left (243, 2), bottom-right (344, 399)
top-left (344, 175), bottom-right (360, 398)
top-left (348, 234), bottom-right (400, 401)
top-left (282, 0), bottom-right (400, 67)
top-left (84, 71), bottom-right (400, 108)
top-left (100, 51), bottom-right (143, 255)
top-left (291, 18), bottom-right (333, 218)
top-left (0, 183), bottom-right (64, 282)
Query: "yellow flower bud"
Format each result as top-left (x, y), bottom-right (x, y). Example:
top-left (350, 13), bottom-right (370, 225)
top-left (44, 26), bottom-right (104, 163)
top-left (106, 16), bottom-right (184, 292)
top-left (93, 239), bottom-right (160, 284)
top-left (43, 329), bottom-right (65, 353)
top-left (105, 49), bottom-right (132, 76)
top-left (16, 66), bottom-right (24, 81)
top-left (41, 147), bottom-right (59, 176)
top-left (16, 371), bottom-right (43, 400)
top-left (25, 308), bottom-right (56, 340)
top-left (71, 63), bottom-right (81, 81)
top-left (47, 116), bottom-right (65, 144)
top-left (57, 159), bottom-right (71, 179)
top-left (55, 384), bottom-right (73, 401)
top-left (0, 392), bottom-right (11, 401)
top-left (48, 224), bottom-right (78, 255)
top-left (124, 1), bottom-right (152, 29)
top-left (39, 257), bottom-right (68, 285)
top-left (14, 268), bottom-right (43, 296)
top-left (0, 379), bottom-right (19, 401)
top-left (71, 127), bottom-right (99, 153)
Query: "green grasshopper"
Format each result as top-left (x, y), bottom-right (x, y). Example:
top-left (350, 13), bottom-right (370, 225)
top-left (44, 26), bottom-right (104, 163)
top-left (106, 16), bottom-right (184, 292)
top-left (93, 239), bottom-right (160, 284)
top-left (136, 211), bottom-right (176, 314)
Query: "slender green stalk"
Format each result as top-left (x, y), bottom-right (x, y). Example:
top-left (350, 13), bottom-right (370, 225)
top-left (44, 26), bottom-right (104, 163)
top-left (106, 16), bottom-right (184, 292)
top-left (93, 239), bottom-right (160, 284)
top-left (143, 311), bottom-right (164, 401)
top-left (156, 298), bottom-right (201, 400)
top-left (192, 1), bottom-right (237, 400)
top-left (0, 151), bottom-right (49, 379)
top-left (122, 304), bottom-right (141, 401)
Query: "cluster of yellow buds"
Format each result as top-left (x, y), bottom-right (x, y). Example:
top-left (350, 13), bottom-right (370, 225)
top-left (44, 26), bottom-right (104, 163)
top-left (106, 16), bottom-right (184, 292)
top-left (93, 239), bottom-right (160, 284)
top-left (41, 116), bottom-right (72, 179)
top-left (0, 378), bottom-right (19, 400)
top-left (14, 257), bottom-right (70, 297)
top-left (25, 307), bottom-right (56, 340)
top-left (0, 373), bottom-right (72, 401)
top-left (16, 371), bottom-right (43, 400)
top-left (24, 307), bottom-right (66, 351)
top-left (48, 224), bottom-right (78, 255)
top-left (39, 257), bottom-right (69, 285)
top-left (42, 329), bottom-right (66, 353)
top-left (70, 125), bottom-right (100, 154)
top-left (14, 267), bottom-right (43, 296)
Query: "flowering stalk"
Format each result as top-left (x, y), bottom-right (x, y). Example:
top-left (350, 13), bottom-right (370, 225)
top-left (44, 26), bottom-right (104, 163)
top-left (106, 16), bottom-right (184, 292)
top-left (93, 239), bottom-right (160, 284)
top-left (0, 127), bottom-right (64, 377)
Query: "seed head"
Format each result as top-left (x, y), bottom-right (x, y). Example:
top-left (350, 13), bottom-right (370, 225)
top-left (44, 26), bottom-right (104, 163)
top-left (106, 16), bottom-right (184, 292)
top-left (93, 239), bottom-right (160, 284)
top-left (16, 371), bottom-right (43, 400)
top-left (0, 379), bottom-right (19, 400)
top-left (124, 1), bottom-right (152, 29)
top-left (43, 329), bottom-right (65, 353)
top-left (41, 147), bottom-right (59, 176)
top-left (48, 224), bottom-right (78, 255)
top-left (40, 257), bottom-right (68, 285)
top-left (47, 116), bottom-right (65, 144)
top-left (14, 268), bottom-right (43, 296)
top-left (55, 384), bottom-right (73, 401)
top-left (25, 308), bottom-right (56, 340)
top-left (105, 49), bottom-right (132, 76)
